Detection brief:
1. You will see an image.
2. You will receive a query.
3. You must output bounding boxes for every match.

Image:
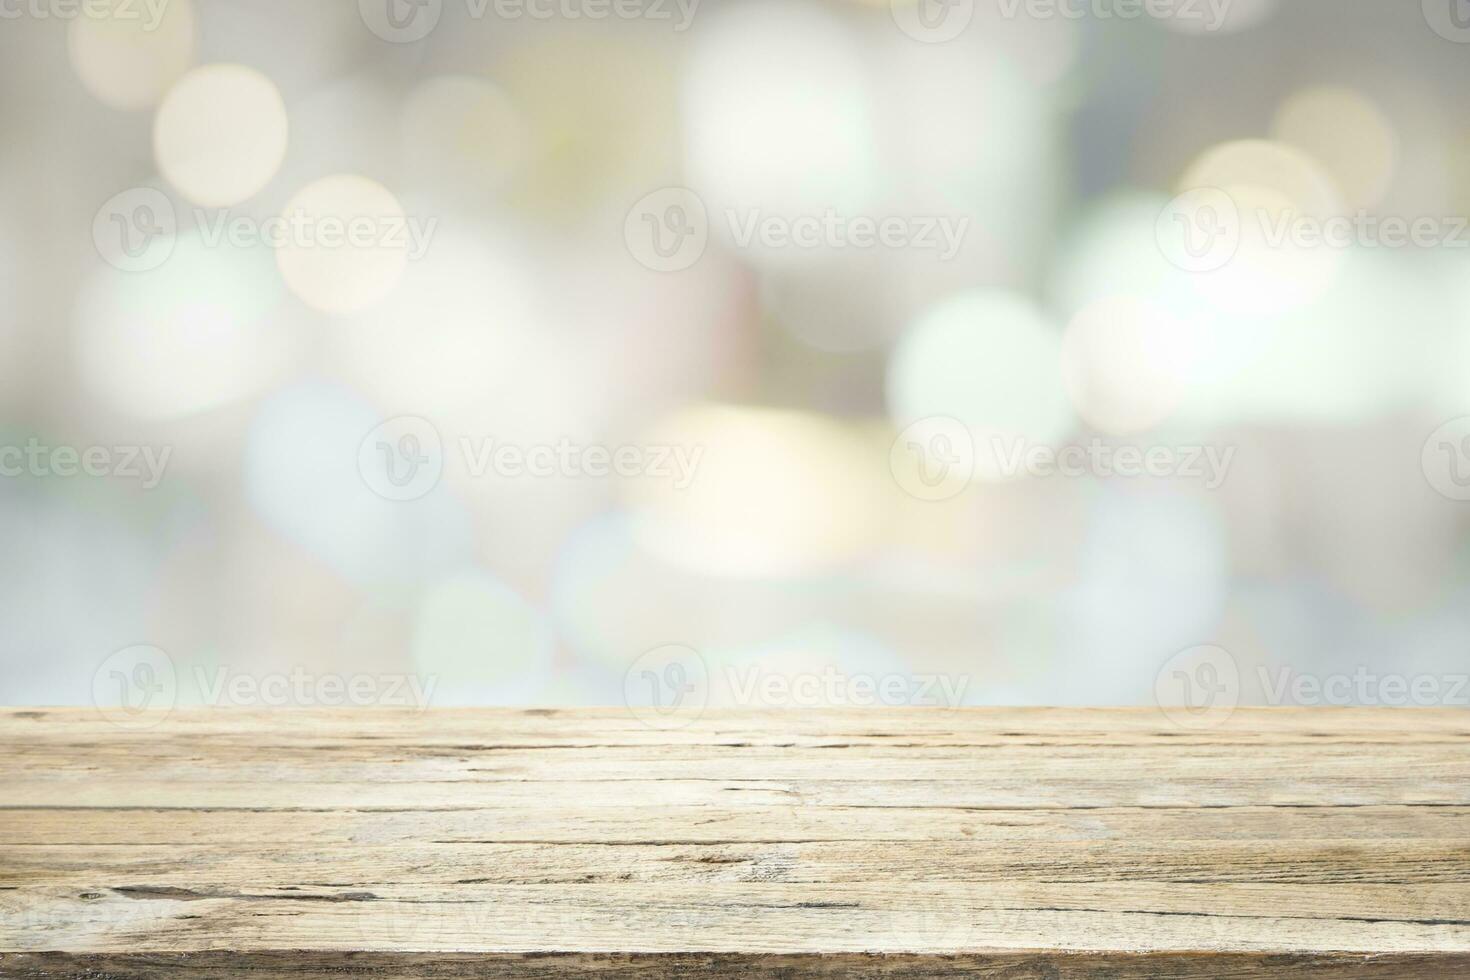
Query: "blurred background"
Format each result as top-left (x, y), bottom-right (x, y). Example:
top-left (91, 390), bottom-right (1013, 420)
top-left (3, 0), bottom-right (1470, 713)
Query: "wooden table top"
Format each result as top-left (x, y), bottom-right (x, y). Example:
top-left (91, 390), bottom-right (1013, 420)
top-left (2, 707), bottom-right (1468, 977)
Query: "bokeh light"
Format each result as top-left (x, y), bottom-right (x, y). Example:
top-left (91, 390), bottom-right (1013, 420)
top-left (243, 382), bottom-right (473, 589)
top-left (627, 405), bottom-right (885, 578)
top-left (1177, 139), bottom-right (1345, 315)
top-left (7, 0), bottom-right (1470, 712)
top-left (74, 232), bottom-right (297, 419)
top-left (68, 0), bottom-right (196, 111)
top-left (1272, 86), bottom-right (1398, 211)
top-left (401, 75), bottom-right (528, 202)
top-left (275, 175), bottom-right (410, 314)
top-left (888, 289), bottom-right (1075, 479)
top-left (684, 0), bottom-right (877, 225)
top-left (154, 63), bottom-right (288, 207)
top-left (1060, 296), bottom-right (1198, 435)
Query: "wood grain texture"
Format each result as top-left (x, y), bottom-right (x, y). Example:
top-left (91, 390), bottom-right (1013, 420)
top-left (1, 707), bottom-right (1467, 978)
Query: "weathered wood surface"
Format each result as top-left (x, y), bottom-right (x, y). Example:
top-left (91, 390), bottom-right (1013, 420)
top-left (1, 707), bottom-right (1468, 978)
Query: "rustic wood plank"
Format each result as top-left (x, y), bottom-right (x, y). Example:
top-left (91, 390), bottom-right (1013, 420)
top-left (8, 840), bottom-right (1470, 886)
top-left (5, 804), bottom-right (1470, 846)
top-left (3, 951), bottom-right (1464, 979)
top-left (1, 707), bottom-right (1467, 977)
top-left (4, 706), bottom-right (1466, 742)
